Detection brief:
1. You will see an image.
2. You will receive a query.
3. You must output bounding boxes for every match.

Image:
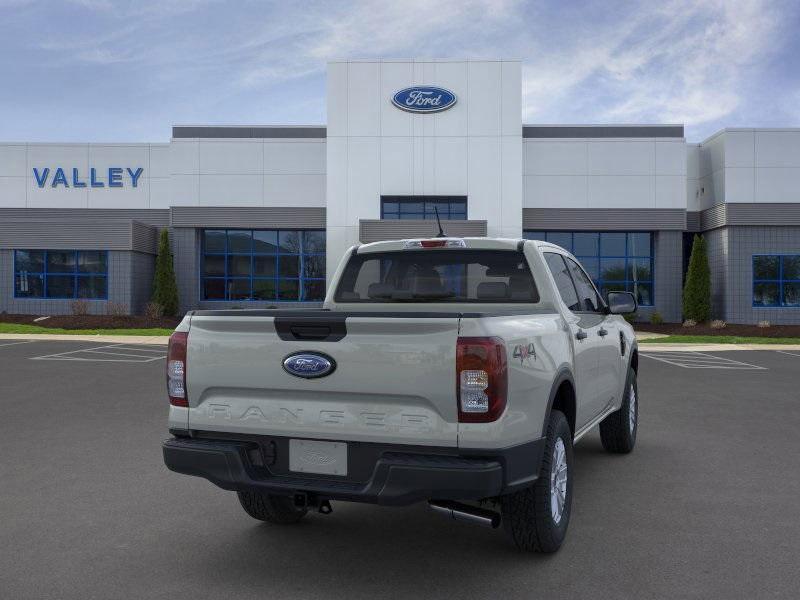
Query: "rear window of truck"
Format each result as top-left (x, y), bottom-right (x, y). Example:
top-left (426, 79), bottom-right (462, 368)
top-left (334, 250), bottom-right (539, 303)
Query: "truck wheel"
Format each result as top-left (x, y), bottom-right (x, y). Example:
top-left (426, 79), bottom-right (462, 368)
top-left (237, 490), bottom-right (308, 524)
top-left (500, 409), bottom-right (573, 553)
top-left (599, 367), bottom-right (638, 453)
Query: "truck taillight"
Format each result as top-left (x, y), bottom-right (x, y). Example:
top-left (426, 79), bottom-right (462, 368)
top-left (456, 337), bottom-right (507, 423)
top-left (167, 331), bottom-right (188, 407)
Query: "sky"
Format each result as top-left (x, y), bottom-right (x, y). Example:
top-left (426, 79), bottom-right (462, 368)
top-left (1, 0), bottom-right (799, 143)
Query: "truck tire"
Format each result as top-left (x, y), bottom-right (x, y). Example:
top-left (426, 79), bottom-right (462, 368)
top-left (237, 490), bottom-right (308, 524)
top-left (500, 409), bottom-right (573, 553)
top-left (599, 367), bottom-right (638, 453)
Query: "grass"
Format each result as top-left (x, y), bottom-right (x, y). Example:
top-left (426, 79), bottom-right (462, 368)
top-left (639, 335), bottom-right (800, 345)
top-left (0, 323), bottom-right (173, 336)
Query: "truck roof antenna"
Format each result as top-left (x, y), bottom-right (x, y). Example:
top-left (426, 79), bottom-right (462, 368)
top-left (434, 206), bottom-right (447, 238)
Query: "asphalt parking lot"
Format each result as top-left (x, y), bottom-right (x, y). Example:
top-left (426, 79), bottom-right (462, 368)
top-left (2, 340), bottom-right (800, 599)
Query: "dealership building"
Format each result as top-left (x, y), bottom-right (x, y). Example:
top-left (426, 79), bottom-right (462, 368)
top-left (1, 59), bottom-right (799, 323)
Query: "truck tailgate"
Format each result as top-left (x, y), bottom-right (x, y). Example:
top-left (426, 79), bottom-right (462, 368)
top-left (186, 313), bottom-right (460, 446)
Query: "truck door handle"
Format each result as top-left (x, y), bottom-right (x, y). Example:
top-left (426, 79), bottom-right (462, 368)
top-left (598, 328), bottom-right (608, 337)
top-left (575, 330), bottom-right (588, 340)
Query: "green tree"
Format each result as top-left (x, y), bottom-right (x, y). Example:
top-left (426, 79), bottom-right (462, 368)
top-left (151, 229), bottom-right (179, 317)
top-left (683, 234), bottom-right (711, 322)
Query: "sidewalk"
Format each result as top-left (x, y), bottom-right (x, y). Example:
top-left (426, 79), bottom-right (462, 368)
top-left (0, 333), bottom-right (169, 345)
top-left (3, 331), bottom-right (800, 352)
top-left (638, 342), bottom-right (800, 352)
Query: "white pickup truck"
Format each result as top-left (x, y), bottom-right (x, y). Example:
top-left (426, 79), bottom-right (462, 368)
top-left (163, 236), bottom-right (639, 552)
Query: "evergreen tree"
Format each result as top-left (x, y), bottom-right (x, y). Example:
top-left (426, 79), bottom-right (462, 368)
top-left (151, 229), bottom-right (179, 316)
top-left (682, 234), bottom-right (711, 322)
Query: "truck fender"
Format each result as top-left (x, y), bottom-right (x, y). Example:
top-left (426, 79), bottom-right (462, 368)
top-left (541, 367), bottom-right (576, 438)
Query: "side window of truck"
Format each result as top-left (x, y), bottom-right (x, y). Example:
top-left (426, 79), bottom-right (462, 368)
top-left (565, 257), bottom-right (604, 313)
top-left (544, 253), bottom-right (580, 311)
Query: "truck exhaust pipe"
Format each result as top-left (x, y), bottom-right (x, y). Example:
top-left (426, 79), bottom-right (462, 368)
top-left (429, 500), bottom-right (501, 529)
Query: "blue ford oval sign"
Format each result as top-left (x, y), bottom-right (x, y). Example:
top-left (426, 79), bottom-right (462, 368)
top-left (392, 86), bottom-right (457, 113)
top-left (283, 352), bottom-right (336, 379)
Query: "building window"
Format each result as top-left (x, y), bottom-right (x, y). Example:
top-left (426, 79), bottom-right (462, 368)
top-left (201, 229), bottom-right (326, 302)
top-left (14, 250), bottom-right (108, 299)
top-left (753, 255), bottom-right (800, 307)
top-left (381, 196), bottom-right (467, 220)
top-left (524, 231), bottom-right (654, 306)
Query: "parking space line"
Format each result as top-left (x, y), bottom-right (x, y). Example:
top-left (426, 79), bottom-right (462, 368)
top-left (111, 347), bottom-right (166, 354)
top-left (35, 356), bottom-right (161, 363)
top-left (31, 344), bottom-right (121, 360)
top-left (641, 351), bottom-right (766, 370)
top-left (776, 350), bottom-right (800, 358)
top-left (82, 349), bottom-right (166, 360)
top-left (31, 343), bottom-right (166, 363)
top-left (0, 340), bottom-right (37, 348)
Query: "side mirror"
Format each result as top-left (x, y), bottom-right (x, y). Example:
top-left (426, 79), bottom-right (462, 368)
top-left (606, 291), bottom-right (637, 315)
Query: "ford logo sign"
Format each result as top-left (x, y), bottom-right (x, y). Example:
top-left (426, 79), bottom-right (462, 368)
top-left (392, 86), bottom-right (457, 113)
top-left (282, 352), bottom-right (336, 379)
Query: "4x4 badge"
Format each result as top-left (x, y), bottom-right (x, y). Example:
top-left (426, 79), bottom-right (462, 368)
top-left (513, 343), bottom-right (537, 365)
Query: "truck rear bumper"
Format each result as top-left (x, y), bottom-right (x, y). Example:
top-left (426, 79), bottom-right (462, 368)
top-left (162, 434), bottom-right (545, 506)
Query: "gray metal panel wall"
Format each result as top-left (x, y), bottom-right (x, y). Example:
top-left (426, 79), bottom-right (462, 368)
top-left (700, 203), bottom-right (800, 231)
top-left (723, 226), bottom-right (800, 324)
top-left (0, 220), bottom-right (137, 251)
top-left (522, 125), bottom-right (684, 138)
top-left (726, 203), bottom-right (800, 226)
top-left (522, 208), bottom-right (686, 231)
top-left (652, 231), bottom-right (683, 323)
top-left (0, 208), bottom-right (169, 227)
top-left (130, 251), bottom-right (155, 314)
top-left (172, 126), bottom-right (326, 139)
top-left (0, 249), bottom-right (144, 315)
top-left (704, 228), bottom-right (729, 320)
top-left (131, 221), bottom-right (159, 254)
top-left (172, 228), bottom-right (199, 315)
top-left (358, 220), bottom-right (488, 243)
top-left (170, 207), bottom-right (326, 229)
top-left (686, 212), bottom-right (701, 232)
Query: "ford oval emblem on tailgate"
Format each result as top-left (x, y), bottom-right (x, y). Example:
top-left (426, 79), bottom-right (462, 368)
top-left (282, 352), bottom-right (336, 379)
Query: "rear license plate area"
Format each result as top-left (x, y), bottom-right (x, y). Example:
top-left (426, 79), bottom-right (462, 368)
top-left (289, 439), bottom-right (348, 476)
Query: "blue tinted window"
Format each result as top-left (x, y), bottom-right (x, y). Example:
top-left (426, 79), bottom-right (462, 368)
top-left (523, 230), bottom-right (654, 306)
top-left (14, 250), bottom-right (108, 299)
top-left (201, 229), bottom-right (325, 302)
top-left (753, 255), bottom-right (800, 307)
top-left (381, 196), bottom-right (467, 220)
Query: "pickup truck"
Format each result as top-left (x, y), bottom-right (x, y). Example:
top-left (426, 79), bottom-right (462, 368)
top-left (163, 236), bottom-right (639, 553)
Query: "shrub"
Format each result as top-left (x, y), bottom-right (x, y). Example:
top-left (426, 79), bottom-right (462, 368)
top-left (144, 301), bottom-right (164, 320)
top-left (70, 299), bottom-right (90, 316)
top-left (683, 234), bottom-right (711, 322)
top-left (151, 229), bottom-right (179, 317)
top-left (682, 319), bottom-right (697, 328)
top-left (106, 302), bottom-right (128, 317)
top-left (623, 313), bottom-right (637, 325)
top-left (710, 319), bottom-right (726, 329)
top-left (757, 320), bottom-right (771, 328)
top-left (650, 311), bottom-right (664, 325)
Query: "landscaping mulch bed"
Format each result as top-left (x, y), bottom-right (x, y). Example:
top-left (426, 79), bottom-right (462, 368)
top-left (0, 313), bottom-right (181, 330)
top-left (634, 322), bottom-right (800, 338)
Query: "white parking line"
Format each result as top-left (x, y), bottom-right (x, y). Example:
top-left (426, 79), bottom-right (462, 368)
top-left (641, 351), bottom-right (766, 370)
top-left (0, 340), bottom-right (36, 348)
top-left (81, 349), bottom-right (166, 361)
top-left (31, 343), bottom-right (166, 363)
top-left (776, 350), bottom-right (800, 358)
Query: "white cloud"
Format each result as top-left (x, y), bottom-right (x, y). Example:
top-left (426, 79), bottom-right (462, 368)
top-left (521, 0), bottom-right (786, 131)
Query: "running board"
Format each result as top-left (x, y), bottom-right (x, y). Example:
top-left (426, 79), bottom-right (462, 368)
top-left (573, 404), bottom-right (617, 443)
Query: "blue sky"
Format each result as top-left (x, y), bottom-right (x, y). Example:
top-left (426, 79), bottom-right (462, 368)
top-left (1, 0), bottom-right (798, 142)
